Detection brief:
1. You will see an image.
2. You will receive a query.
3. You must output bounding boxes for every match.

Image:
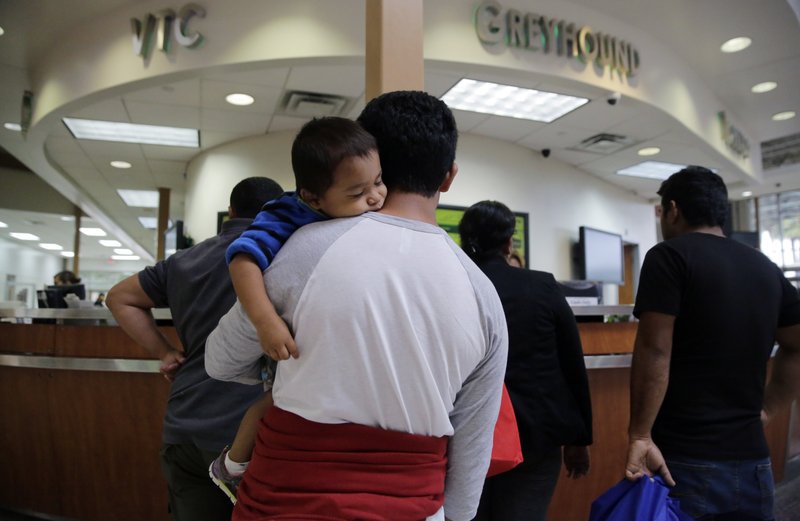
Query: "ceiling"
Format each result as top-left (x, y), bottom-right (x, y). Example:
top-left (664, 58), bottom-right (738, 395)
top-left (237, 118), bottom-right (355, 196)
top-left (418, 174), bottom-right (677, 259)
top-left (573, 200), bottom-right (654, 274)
top-left (0, 0), bottom-right (799, 264)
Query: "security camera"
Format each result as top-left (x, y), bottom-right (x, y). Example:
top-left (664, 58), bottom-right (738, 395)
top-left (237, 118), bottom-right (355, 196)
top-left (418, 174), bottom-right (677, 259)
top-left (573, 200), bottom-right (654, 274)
top-left (607, 92), bottom-right (622, 106)
top-left (542, 148), bottom-right (551, 158)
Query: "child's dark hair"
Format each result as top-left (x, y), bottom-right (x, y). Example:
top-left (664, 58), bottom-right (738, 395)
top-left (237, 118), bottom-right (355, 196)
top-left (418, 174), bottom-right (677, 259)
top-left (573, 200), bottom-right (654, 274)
top-left (459, 200), bottom-right (516, 262)
top-left (358, 91), bottom-right (458, 196)
top-left (291, 117), bottom-right (377, 196)
top-left (658, 165), bottom-right (729, 227)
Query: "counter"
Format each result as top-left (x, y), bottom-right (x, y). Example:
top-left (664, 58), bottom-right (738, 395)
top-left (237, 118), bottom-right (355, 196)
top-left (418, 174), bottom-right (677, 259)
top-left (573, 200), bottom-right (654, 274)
top-left (0, 307), bottom-right (793, 521)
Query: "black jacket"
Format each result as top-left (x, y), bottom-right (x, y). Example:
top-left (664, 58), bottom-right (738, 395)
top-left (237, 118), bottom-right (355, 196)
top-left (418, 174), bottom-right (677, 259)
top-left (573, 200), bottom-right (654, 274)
top-left (476, 255), bottom-right (593, 456)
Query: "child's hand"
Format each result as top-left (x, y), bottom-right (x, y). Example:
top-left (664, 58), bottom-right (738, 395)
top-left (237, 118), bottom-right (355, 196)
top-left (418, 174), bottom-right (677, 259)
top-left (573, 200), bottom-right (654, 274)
top-left (256, 314), bottom-right (298, 361)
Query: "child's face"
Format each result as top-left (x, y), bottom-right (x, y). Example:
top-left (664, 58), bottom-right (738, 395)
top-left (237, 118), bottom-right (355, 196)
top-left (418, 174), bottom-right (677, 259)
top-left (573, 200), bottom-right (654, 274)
top-left (308, 149), bottom-right (387, 218)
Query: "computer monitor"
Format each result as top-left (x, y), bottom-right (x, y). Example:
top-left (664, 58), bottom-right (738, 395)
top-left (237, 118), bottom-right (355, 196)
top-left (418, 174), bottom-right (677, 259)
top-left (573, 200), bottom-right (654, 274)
top-left (42, 284), bottom-right (86, 308)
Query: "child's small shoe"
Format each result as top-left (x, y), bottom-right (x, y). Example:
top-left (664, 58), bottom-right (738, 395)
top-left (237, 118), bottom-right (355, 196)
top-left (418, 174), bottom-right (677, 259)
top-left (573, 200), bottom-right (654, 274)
top-left (209, 447), bottom-right (242, 504)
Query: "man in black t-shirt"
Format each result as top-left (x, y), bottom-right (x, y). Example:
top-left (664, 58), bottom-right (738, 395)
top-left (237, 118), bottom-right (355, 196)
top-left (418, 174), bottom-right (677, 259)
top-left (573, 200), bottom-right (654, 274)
top-left (624, 166), bottom-right (800, 521)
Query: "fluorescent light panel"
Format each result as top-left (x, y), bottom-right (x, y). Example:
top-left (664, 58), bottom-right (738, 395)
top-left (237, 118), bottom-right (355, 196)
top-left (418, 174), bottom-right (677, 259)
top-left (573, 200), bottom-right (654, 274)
top-left (39, 243), bottom-right (63, 250)
top-left (62, 117), bottom-right (199, 147)
top-left (61, 251), bottom-right (75, 258)
top-left (0, 221), bottom-right (7, 228)
top-left (79, 227), bottom-right (107, 237)
top-left (138, 217), bottom-right (172, 230)
top-left (441, 79), bottom-right (589, 123)
top-left (111, 255), bottom-right (141, 261)
top-left (10, 232), bottom-right (40, 241)
top-left (99, 239), bottom-right (122, 247)
top-left (114, 248), bottom-right (134, 255)
top-left (118, 189), bottom-right (160, 208)
top-left (616, 161), bottom-right (687, 181)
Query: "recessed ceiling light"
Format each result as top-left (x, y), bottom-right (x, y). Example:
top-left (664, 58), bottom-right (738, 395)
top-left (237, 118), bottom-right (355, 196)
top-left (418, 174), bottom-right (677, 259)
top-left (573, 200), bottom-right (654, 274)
top-left (10, 232), bottom-right (40, 241)
top-left (60, 215), bottom-right (74, 221)
top-left (441, 78), bottom-right (589, 123)
top-left (111, 255), bottom-right (141, 261)
top-left (114, 248), bottom-right (134, 255)
top-left (110, 160), bottom-right (132, 169)
top-left (637, 147), bottom-right (661, 156)
top-left (99, 239), bottom-right (122, 247)
top-left (0, 26), bottom-right (5, 37)
top-left (617, 161), bottom-right (687, 181)
top-left (39, 243), bottom-right (63, 251)
top-left (62, 117), bottom-right (199, 148)
top-left (61, 251), bottom-right (75, 258)
top-left (742, 191), bottom-right (753, 197)
top-left (79, 227), bottom-right (107, 237)
top-left (225, 93), bottom-right (255, 106)
top-left (138, 217), bottom-right (172, 229)
top-left (4, 122), bottom-right (21, 131)
top-left (720, 36), bottom-right (752, 53)
top-left (117, 189), bottom-right (160, 208)
top-left (751, 81), bottom-right (777, 94)
top-left (0, 221), bottom-right (7, 228)
top-left (772, 111), bottom-right (796, 121)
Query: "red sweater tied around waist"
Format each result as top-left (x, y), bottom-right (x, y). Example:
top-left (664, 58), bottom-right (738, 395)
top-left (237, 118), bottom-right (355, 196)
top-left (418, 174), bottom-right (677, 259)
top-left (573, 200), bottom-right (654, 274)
top-left (234, 407), bottom-right (449, 521)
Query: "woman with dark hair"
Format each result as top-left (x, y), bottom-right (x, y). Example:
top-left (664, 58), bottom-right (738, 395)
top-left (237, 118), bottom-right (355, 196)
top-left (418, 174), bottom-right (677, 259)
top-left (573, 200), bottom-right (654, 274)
top-left (460, 200), bottom-right (593, 521)
top-left (53, 270), bottom-right (81, 285)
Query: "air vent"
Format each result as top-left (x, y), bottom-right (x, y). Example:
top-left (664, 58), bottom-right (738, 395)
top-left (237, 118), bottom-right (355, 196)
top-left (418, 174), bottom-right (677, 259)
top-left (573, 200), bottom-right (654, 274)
top-left (278, 90), bottom-right (353, 118)
top-left (761, 132), bottom-right (800, 170)
top-left (569, 133), bottom-right (636, 154)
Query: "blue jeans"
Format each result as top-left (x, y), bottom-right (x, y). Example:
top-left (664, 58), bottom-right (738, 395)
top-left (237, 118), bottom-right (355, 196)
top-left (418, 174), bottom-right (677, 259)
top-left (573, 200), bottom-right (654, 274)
top-left (666, 456), bottom-right (775, 521)
top-left (473, 446), bottom-right (562, 521)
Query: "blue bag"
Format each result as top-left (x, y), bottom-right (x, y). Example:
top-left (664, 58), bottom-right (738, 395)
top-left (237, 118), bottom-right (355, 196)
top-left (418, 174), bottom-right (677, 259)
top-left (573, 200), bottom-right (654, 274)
top-left (589, 476), bottom-right (694, 521)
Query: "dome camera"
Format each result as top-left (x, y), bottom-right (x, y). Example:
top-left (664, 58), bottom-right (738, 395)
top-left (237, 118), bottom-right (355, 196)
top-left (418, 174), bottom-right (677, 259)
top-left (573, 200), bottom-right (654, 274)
top-left (607, 92), bottom-right (622, 106)
top-left (542, 148), bottom-right (551, 158)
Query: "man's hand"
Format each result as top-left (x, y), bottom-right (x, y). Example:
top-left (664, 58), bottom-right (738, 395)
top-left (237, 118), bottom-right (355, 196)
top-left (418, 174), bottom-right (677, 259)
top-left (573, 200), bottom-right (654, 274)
top-left (625, 437), bottom-right (675, 486)
top-left (563, 445), bottom-right (590, 479)
top-left (256, 313), bottom-right (298, 361)
top-left (159, 348), bottom-right (185, 382)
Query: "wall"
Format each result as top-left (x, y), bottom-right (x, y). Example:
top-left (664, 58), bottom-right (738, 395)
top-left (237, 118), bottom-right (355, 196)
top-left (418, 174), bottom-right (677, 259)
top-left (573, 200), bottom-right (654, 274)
top-left (185, 131), bottom-right (657, 281)
top-left (0, 236), bottom-right (62, 306)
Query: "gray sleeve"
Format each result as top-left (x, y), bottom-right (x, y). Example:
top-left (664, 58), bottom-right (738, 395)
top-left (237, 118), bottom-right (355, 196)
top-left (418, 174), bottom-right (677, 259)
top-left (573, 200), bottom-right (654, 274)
top-left (204, 300), bottom-right (264, 384)
top-left (443, 264), bottom-right (509, 521)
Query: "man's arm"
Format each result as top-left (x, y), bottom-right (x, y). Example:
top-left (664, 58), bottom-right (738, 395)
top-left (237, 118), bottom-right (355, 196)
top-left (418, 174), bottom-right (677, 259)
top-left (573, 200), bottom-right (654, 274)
top-left (106, 274), bottom-right (185, 381)
top-left (763, 324), bottom-right (800, 421)
top-left (625, 311), bottom-right (676, 486)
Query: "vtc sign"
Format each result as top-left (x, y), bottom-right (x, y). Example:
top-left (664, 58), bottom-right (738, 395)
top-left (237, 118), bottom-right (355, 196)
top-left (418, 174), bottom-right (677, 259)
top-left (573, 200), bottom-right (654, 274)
top-left (131, 3), bottom-right (206, 60)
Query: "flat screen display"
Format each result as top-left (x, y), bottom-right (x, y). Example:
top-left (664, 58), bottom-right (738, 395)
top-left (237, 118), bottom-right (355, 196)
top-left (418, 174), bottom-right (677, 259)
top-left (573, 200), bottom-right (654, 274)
top-left (579, 226), bottom-right (624, 284)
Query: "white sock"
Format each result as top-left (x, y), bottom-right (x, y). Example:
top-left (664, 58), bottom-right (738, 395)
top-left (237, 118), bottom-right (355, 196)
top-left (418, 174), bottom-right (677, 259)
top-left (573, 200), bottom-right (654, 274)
top-left (224, 451), bottom-right (249, 476)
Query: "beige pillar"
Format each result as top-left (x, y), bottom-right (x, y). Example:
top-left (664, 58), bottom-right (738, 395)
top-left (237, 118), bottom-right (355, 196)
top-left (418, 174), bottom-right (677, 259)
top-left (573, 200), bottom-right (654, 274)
top-left (156, 187), bottom-right (171, 261)
top-left (365, 0), bottom-right (424, 101)
top-left (71, 205), bottom-right (81, 276)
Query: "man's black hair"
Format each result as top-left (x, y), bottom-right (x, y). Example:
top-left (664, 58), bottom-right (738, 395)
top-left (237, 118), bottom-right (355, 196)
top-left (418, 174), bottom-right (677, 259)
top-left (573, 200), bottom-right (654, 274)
top-left (291, 117), bottom-right (377, 197)
top-left (459, 200), bottom-right (516, 262)
top-left (357, 91), bottom-right (458, 196)
top-left (658, 165), bottom-right (729, 228)
top-left (230, 177), bottom-right (284, 219)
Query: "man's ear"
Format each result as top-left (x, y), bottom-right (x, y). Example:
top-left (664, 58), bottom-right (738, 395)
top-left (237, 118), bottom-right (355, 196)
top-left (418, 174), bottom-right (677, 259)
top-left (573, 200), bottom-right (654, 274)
top-left (439, 162), bottom-right (459, 193)
top-left (299, 188), bottom-right (322, 210)
top-left (227, 205), bottom-right (236, 219)
top-left (666, 200), bottom-right (680, 223)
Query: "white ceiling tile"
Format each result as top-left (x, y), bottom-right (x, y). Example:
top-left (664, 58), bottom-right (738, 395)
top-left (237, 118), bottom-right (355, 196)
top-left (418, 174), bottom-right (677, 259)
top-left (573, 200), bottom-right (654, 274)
top-left (68, 99), bottom-right (130, 121)
top-left (284, 65), bottom-right (366, 97)
top-left (147, 159), bottom-right (187, 176)
top-left (200, 107), bottom-right (269, 134)
top-left (267, 115), bottom-right (311, 133)
top-left (451, 109), bottom-right (490, 133)
top-left (123, 79), bottom-right (201, 106)
top-left (140, 144), bottom-right (200, 162)
top-left (125, 101), bottom-right (201, 128)
top-left (470, 116), bottom-right (544, 142)
top-left (517, 122), bottom-right (598, 150)
top-left (203, 66), bottom-right (291, 88)
top-left (77, 140), bottom-right (144, 158)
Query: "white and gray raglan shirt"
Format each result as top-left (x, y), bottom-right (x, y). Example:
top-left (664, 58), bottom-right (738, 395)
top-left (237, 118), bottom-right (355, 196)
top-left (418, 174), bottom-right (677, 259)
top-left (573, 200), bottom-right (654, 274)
top-left (206, 212), bottom-right (508, 521)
